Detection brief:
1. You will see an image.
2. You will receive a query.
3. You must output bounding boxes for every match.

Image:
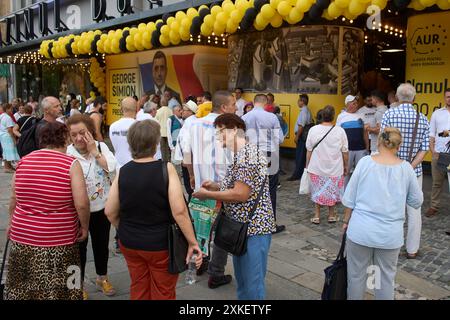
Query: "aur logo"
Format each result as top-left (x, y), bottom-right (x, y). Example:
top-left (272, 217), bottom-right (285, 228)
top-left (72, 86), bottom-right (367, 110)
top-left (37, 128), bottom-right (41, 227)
top-left (410, 24), bottom-right (447, 55)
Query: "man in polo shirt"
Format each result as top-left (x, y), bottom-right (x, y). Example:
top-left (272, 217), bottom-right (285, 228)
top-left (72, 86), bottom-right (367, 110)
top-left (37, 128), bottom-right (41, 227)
top-left (336, 95), bottom-right (369, 186)
top-left (426, 88), bottom-right (450, 218)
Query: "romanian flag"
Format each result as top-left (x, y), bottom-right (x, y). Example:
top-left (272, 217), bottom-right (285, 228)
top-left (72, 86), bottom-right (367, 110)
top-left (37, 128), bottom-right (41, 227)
top-left (139, 53), bottom-right (204, 101)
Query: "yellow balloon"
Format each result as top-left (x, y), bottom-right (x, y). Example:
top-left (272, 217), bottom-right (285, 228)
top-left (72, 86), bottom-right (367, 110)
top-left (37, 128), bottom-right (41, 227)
top-left (213, 21), bottom-right (226, 35)
top-left (371, 0), bottom-right (387, 10)
top-left (103, 39), bottom-right (111, 53)
top-left (160, 25), bottom-right (170, 35)
top-left (204, 14), bottom-right (215, 27)
top-left (359, 0), bottom-right (372, 3)
top-left (216, 12), bottom-right (229, 25)
top-left (437, 0), bottom-right (450, 9)
top-left (296, 0), bottom-right (311, 12)
top-left (167, 16), bottom-right (175, 26)
top-left (134, 33), bottom-right (142, 46)
top-left (408, 0), bottom-right (426, 10)
top-left (261, 4), bottom-right (276, 19)
top-left (343, 9), bottom-right (357, 20)
top-left (288, 8), bottom-right (304, 23)
top-left (180, 27), bottom-right (190, 41)
top-left (171, 21), bottom-right (180, 31)
top-left (130, 28), bottom-right (138, 36)
top-left (334, 0), bottom-right (350, 9)
top-left (187, 8), bottom-right (198, 19)
top-left (126, 43), bottom-right (136, 52)
top-left (201, 23), bottom-right (213, 36)
top-left (270, 0), bottom-right (281, 9)
top-left (419, 0), bottom-right (436, 7)
top-left (270, 12), bottom-right (284, 27)
top-left (138, 23), bottom-right (147, 33)
top-left (97, 42), bottom-right (104, 53)
top-left (348, 0), bottom-right (365, 16)
top-left (277, 1), bottom-right (292, 16)
top-left (142, 31), bottom-right (152, 49)
top-left (181, 17), bottom-right (191, 29)
top-left (211, 5), bottom-right (222, 17)
top-left (226, 19), bottom-right (239, 33)
top-left (223, 2), bottom-right (235, 14)
top-left (126, 35), bottom-right (134, 45)
top-left (147, 22), bottom-right (156, 30)
top-left (159, 34), bottom-right (170, 46)
top-left (230, 10), bottom-right (244, 23)
top-left (328, 2), bottom-right (343, 18)
top-left (255, 14), bottom-right (269, 28)
top-left (175, 11), bottom-right (186, 21)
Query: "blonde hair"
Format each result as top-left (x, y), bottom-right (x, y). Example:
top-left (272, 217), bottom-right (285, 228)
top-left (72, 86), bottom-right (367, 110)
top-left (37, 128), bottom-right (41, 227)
top-left (378, 127), bottom-right (402, 150)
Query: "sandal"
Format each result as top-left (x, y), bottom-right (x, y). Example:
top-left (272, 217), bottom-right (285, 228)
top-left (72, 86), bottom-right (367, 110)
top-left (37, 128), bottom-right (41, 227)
top-left (327, 216), bottom-right (338, 223)
top-left (310, 217), bottom-right (320, 224)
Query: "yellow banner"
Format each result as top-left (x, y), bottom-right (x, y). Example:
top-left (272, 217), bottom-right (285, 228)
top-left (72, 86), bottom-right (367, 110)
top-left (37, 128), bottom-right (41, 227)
top-left (406, 12), bottom-right (450, 161)
top-left (107, 68), bottom-right (140, 120)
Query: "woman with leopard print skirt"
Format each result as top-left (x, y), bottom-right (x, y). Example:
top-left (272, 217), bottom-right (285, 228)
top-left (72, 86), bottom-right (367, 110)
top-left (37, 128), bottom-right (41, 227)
top-left (4, 122), bottom-right (90, 300)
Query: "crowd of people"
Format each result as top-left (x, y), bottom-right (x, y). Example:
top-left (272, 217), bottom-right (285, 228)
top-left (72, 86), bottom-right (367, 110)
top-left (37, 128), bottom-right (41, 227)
top-left (0, 82), bottom-right (449, 301)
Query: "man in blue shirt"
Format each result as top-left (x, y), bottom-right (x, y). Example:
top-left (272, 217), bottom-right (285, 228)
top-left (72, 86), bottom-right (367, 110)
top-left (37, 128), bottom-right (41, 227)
top-left (242, 94), bottom-right (286, 234)
top-left (288, 94), bottom-right (313, 181)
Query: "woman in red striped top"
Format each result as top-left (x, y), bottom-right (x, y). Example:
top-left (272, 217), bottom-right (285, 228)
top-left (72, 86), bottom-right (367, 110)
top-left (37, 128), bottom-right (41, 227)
top-left (4, 121), bottom-right (90, 300)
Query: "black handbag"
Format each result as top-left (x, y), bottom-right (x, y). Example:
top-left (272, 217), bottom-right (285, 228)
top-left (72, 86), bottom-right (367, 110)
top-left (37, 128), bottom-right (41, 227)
top-left (437, 142), bottom-right (450, 172)
top-left (161, 161), bottom-right (190, 274)
top-left (0, 239), bottom-right (10, 301)
top-left (213, 178), bottom-right (266, 256)
top-left (321, 233), bottom-right (347, 300)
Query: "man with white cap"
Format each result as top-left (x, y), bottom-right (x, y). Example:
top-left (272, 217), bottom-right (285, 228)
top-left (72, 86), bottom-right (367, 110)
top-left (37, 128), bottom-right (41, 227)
top-left (336, 95), bottom-right (369, 186)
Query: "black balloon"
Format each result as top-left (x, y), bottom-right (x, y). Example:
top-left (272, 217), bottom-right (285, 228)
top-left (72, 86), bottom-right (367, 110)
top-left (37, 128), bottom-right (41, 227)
top-left (91, 34), bottom-right (101, 53)
top-left (66, 38), bottom-right (74, 55)
top-left (151, 30), bottom-right (161, 48)
top-left (199, 8), bottom-right (210, 19)
top-left (393, 0), bottom-right (410, 9)
top-left (308, 4), bottom-right (322, 21)
top-left (120, 30), bottom-right (130, 52)
top-left (209, 2), bottom-right (222, 9)
top-left (316, 0), bottom-right (330, 9)
top-left (190, 16), bottom-right (202, 36)
top-left (156, 21), bottom-right (164, 30)
top-left (254, 0), bottom-right (269, 11)
top-left (240, 7), bottom-right (258, 31)
top-left (48, 42), bottom-right (54, 58)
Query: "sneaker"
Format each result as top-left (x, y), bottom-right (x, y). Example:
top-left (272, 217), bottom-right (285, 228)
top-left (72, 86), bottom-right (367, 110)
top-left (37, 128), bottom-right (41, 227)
top-left (208, 275), bottom-right (232, 289)
top-left (277, 182), bottom-right (281, 189)
top-left (197, 257), bottom-right (209, 276)
top-left (96, 278), bottom-right (116, 296)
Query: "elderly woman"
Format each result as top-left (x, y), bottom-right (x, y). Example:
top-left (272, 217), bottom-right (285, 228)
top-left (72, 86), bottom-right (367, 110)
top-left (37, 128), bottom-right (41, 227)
top-left (105, 120), bottom-right (202, 300)
top-left (342, 128), bottom-right (423, 299)
top-left (5, 122), bottom-right (90, 300)
top-left (305, 106), bottom-right (349, 224)
top-left (193, 113), bottom-right (276, 300)
top-left (66, 114), bottom-right (117, 300)
top-left (12, 104), bottom-right (34, 139)
top-left (0, 103), bottom-right (21, 173)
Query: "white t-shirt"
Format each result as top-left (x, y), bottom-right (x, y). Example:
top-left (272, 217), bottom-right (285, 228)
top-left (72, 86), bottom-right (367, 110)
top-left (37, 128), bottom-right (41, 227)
top-left (174, 115), bottom-right (197, 162)
top-left (66, 142), bottom-right (117, 212)
top-left (109, 118), bottom-right (135, 169)
top-left (136, 111), bottom-right (154, 121)
top-left (356, 106), bottom-right (376, 125)
top-left (430, 107), bottom-right (450, 153)
top-left (370, 105), bottom-right (388, 152)
top-left (14, 112), bottom-right (23, 121)
top-left (306, 124), bottom-right (349, 177)
top-left (236, 98), bottom-right (247, 117)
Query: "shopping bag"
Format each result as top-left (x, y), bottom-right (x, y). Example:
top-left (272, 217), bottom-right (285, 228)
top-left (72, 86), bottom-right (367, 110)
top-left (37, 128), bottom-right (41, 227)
top-left (321, 233), bottom-right (347, 300)
top-left (298, 171), bottom-right (310, 195)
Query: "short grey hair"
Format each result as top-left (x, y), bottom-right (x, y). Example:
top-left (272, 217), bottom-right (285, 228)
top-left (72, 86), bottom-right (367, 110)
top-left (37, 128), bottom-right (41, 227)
top-left (396, 83), bottom-right (416, 103)
top-left (41, 97), bottom-right (54, 111)
top-left (143, 101), bottom-right (157, 113)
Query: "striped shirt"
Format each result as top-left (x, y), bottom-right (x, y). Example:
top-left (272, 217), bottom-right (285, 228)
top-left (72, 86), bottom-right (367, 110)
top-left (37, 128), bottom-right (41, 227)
top-left (9, 149), bottom-right (80, 247)
top-left (381, 103), bottom-right (430, 177)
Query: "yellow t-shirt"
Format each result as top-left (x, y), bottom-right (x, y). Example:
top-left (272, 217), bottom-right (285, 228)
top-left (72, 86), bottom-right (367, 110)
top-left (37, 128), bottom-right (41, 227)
top-left (196, 101), bottom-right (212, 118)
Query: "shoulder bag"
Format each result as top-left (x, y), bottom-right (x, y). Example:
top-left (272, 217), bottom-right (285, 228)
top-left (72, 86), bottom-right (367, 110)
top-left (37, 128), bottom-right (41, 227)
top-left (299, 126), bottom-right (335, 195)
top-left (0, 239), bottom-right (10, 300)
top-left (407, 110), bottom-right (421, 163)
top-left (162, 161), bottom-right (191, 274)
top-left (322, 233), bottom-right (347, 300)
top-left (437, 141), bottom-right (450, 172)
top-left (213, 176), bottom-right (266, 257)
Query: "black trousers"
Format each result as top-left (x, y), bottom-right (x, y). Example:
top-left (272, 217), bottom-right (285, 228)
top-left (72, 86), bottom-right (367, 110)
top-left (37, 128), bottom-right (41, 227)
top-left (79, 208), bottom-right (111, 280)
top-left (269, 172), bottom-right (279, 221)
top-left (182, 165), bottom-right (194, 201)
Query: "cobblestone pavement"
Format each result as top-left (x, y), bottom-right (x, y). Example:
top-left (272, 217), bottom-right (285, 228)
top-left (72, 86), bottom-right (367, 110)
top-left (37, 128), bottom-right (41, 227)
top-left (0, 158), bottom-right (449, 300)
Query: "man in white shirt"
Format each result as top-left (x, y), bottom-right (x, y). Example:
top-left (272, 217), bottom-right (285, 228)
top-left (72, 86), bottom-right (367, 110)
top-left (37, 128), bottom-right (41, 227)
top-left (426, 88), bottom-right (450, 218)
top-left (357, 95), bottom-right (376, 150)
top-left (366, 90), bottom-right (388, 154)
top-left (183, 91), bottom-right (236, 289)
top-left (136, 101), bottom-right (157, 121)
top-left (109, 97), bottom-right (138, 170)
top-left (234, 87), bottom-right (247, 117)
top-left (242, 94), bottom-right (285, 233)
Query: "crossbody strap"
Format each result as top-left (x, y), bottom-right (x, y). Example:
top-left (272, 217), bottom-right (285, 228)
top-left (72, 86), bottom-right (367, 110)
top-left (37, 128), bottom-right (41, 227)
top-left (408, 110), bottom-right (421, 163)
top-left (0, 238), bottom-right (10, 285)
top-left (19, 116), bottom-right (34, 133)
top-left (248, 176), bottom-right (267, 221)
top-left (312, 125), bottom-right (335, 152)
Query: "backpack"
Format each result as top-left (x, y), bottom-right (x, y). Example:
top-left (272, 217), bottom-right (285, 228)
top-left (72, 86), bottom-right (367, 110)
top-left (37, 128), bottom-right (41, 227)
top-left (301, 121), bottom-right (315, 142)
top-left (17, 118), bottom-right (40, 158)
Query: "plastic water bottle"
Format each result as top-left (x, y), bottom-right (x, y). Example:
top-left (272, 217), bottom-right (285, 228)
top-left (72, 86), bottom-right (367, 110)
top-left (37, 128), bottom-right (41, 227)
top-left (185, 254), bottom-right (197, 285)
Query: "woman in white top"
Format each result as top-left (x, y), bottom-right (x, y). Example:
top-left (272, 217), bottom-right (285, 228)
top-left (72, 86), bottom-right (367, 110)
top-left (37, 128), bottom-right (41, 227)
top-left (342, 128), bottom-right (423, 299)
top-left (66, 114), bottom-right (117, 300)
top-left (305, 106), bottom-right (349, 224)
top-left (0, 103), bottom-right (20, 173)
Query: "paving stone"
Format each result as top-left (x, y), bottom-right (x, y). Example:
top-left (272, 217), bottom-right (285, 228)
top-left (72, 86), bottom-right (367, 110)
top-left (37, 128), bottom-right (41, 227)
top-left (291, 272), bottom-right (325, 294)
top-left (267, 257), bottom-right (308, 280)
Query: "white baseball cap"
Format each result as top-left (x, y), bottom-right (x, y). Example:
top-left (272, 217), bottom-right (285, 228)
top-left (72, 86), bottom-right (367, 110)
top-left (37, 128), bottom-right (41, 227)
top-left (183, 100), bottom-right (198, 113)
top-left (345, 95), bottom-right (357, 105)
